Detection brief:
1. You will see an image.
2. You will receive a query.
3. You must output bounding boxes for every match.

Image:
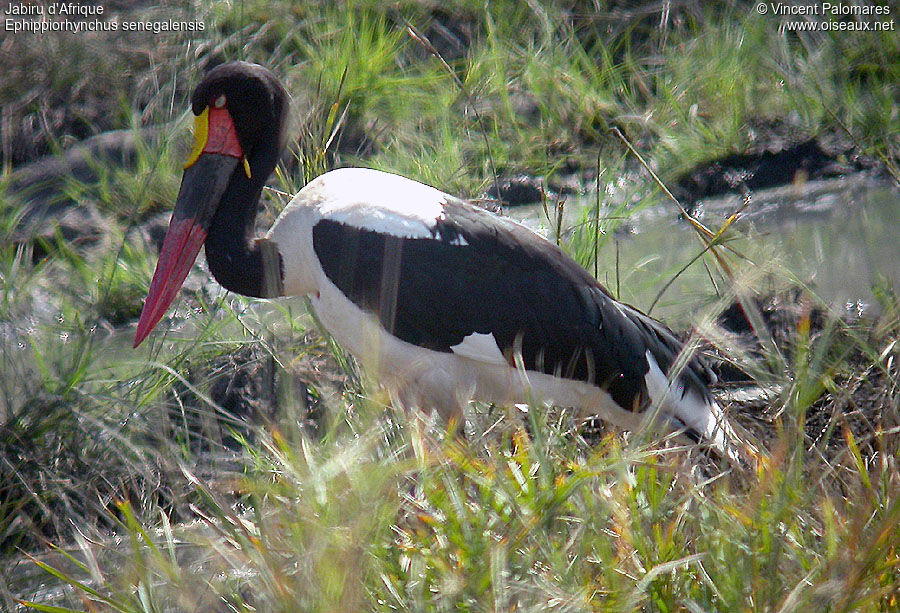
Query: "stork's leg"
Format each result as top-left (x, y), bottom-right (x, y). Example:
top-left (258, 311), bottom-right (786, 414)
top-left (389, 375), bottom-right (466, 436)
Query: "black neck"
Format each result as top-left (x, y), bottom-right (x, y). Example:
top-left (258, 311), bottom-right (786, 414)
top-left (204, 164), bottom-right (283, 298)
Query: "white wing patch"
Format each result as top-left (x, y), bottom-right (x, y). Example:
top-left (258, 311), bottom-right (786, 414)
top-left (644, 350), bottom-right (710, 433)
top-left (304, 168), bottom-right (456, 240)
top-left (643, 351), bottom-right (676, 411)
top-left (451, 332), bottom-right (507, 365)
top-left (325, 204), bottom-right (438, 239)
top-left (643, 350), bottom-right (736, 459)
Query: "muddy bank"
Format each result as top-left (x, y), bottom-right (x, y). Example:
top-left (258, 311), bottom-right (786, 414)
top-left (712, 287), bottom-right (898, 464)
top-left (672, 132), bottom-right (878, 205)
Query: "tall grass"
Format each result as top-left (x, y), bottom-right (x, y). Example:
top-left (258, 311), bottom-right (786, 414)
top-left (16, 383), bottom-right (900, 610)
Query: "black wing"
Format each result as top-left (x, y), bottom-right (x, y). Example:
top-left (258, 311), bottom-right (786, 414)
top-left (311, 198), bottom-right (712, 412)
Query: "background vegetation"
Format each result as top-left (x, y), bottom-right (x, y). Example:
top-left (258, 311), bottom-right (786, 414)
top-left (1, 0), bottom-right (899, 610)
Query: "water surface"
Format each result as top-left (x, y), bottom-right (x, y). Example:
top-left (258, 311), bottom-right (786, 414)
top-left (510, 174), bottom-right (899, 324)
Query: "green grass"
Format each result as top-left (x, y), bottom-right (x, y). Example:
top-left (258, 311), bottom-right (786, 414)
top-left (14, 395), bottom-right (900, 610)
top-left (3, 0), bottom-right (900, 610)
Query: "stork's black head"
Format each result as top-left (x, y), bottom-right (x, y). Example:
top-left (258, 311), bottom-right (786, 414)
top-left (189, 61), bottom-right (290, 176)
top-left (133, 61), bottom-right (290, 347)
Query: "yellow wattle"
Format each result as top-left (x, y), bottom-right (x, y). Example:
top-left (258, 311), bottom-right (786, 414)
top-left (183, 107), bottom-right (210, 170)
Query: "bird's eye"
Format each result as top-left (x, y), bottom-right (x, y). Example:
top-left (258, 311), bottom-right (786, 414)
top-left (214, 94), bottom-right (226, 108)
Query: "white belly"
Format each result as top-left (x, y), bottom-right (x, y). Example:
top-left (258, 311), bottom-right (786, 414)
top-left (309, 274), bottom-right (646, 431)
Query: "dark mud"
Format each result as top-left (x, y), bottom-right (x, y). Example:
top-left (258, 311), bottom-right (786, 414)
top-left (714, 288), bottom-right (899, 465)
top-left (672, 128), bottom-right (877, 205)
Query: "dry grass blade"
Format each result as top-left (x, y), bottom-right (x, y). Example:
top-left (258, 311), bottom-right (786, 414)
top-left (610, 126), bottom-right (744, 282)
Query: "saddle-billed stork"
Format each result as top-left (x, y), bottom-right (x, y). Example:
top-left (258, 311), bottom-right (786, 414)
top-left (134, 61), bottom-right (742, 460)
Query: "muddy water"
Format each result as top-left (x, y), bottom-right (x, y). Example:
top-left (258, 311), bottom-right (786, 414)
top-left (510, 174), bottom-right (899, 324)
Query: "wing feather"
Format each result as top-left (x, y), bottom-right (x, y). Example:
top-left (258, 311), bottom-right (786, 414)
top-left (311, 196), bottom-right (713, 413)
